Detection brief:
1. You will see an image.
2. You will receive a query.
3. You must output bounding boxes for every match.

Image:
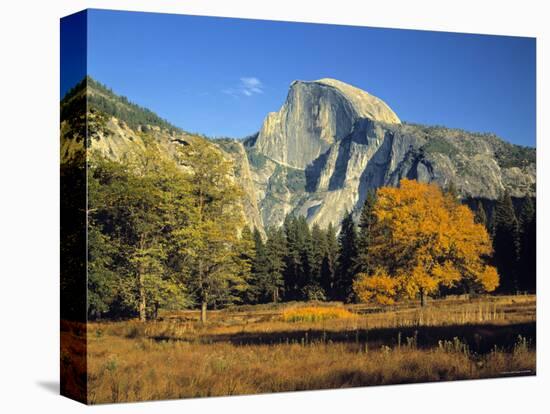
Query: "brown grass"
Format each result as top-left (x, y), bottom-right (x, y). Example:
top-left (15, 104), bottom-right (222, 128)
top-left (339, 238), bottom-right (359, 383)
top-left (61, 295), bottom-right (536, 404)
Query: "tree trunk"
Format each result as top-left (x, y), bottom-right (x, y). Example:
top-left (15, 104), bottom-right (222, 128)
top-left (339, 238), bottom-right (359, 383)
top-left (273, 288), bottom-right (278, 303)
top-left (151, 304), bottom-right (158, 320)
top-left (138, 235), bottom-right (147, 322)
top-left (138, 271), bottom-right (146, 322)
top-left (420, 289), bottom-right (426, 307)
top-left (198, 257), bottom-right (207, 324)
top-left (200, 301), bottom-right (207, 324)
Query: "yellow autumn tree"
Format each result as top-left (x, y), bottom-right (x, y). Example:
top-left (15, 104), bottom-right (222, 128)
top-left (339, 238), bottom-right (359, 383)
top-left (353, 179), bottom-right (499, 306)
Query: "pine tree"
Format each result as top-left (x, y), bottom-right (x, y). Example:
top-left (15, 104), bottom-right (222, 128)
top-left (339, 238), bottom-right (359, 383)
top-left (336, 211), bottom-right (358, 302)
top-left (518, 197), bottom-right (536, 292)
top-left (519, 197), bottom-right (535, 230)
top-left (264, 226), bottom-right (286, 302)
top-left (283, 215), bottom-right (301, 300)
top-left (355, 191), bottom-right (377, 275)
top-left (493, 191), bottom-right (520, 293)
top-left (306, 224), bottom-right (328, 300)
top-left (234, 226), bottom-right (255, 303)
top-left (321, 223), bottom-right (339, 300)
top-left (247, 227), bottom-right (268, 303)
top-left (296, 216), bottom-right (314, 298)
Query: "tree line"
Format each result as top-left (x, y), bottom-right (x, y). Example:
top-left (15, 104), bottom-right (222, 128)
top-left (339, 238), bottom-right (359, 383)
top-left (480, 193), bottom-right (536, 293)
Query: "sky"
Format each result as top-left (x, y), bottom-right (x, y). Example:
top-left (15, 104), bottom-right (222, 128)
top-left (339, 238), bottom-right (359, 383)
top-left (62, 9), bottom-right (536, 147)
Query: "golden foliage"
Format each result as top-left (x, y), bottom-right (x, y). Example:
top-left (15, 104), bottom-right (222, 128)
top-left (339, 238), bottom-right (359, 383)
top-left (281, 306), bottom-right (355, 323)
top-left (355, 179), bottom-right (499, 305)
top-left (354, 270), bottom-right (398, 305)
top-left (479, 266), bottom-right (499, 292)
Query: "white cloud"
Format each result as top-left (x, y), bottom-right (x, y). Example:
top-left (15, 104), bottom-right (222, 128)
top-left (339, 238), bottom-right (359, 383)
top-left (240, 77), bottom-right (263, 95)
top-left (223, 77), bottom-right (264, 97)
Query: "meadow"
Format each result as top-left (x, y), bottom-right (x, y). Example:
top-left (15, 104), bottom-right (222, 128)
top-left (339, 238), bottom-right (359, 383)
top-left (61, 295), bottom-right (536, 404)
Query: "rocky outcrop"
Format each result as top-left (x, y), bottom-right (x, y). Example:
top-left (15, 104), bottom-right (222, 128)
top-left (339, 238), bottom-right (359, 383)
top-left (214, 140), bottom-right (266, 235)
top-left (254, 78), bottom-right (400, 170)
top-left (237, 79), bottom-right (536, 231)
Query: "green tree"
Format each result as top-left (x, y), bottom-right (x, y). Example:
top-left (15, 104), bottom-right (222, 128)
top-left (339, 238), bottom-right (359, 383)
top-left (87, 223), bottom-right (117, 319)
top-left (282, 215), bottom-right (301, 300)
top-left (264, 226), bottom-right (286, 302)
top-left (355, 191), bottom-right (377, 275)
top-left (297, 216), bottom-right (314, 299)
top-left (248, 227), bottom-right (268, 303)
top-left (336, 211), bottom-right (358, 302)
top-left (282, 215), bottom-right (318, 300)
top-left (306, 224), bottom-right (328, 300)
top-left (493, 191), bottom-right (520, 293)
top-left (173, 141), bottom-right (247, 322)
top-left (230, 226), bottom-right (255, 304)
top-left (89, 149), bottom-right (189, 321)
top-left (518, 197), bottom-right (536, 292)
top-left (321, 223), bottom-right (339, 300)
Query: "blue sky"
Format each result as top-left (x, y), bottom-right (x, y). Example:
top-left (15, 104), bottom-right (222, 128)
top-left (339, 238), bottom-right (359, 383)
top-left (62, 9), bottom-right (536, 146)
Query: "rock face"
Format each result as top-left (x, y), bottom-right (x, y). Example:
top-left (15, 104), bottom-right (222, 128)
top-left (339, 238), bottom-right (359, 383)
top-left (255, 79), bottom-right (400, 169)
top-left (61, 77), bottom-right (536, 235)
top-left (233, 79), bottom-right (536, 231)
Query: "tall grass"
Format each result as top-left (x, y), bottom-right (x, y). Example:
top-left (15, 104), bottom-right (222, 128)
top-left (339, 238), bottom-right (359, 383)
top-left (62, 295), bottom-right (536, 404)
top-left (282, 306), bottom-right (356, 323)
top-left (84, 335), bottom-right (535, 404)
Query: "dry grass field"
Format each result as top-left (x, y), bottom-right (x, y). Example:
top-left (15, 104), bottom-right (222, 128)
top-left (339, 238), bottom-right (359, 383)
top-left (61, 295), bottom-right (536, 404)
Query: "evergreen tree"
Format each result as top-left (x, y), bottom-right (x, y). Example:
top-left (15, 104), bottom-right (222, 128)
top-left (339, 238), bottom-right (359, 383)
top-left (519, 197), bottom-right (535, 231)
top-left (246, 227), bottom-right (266, 303)
top-left (493, 191), bottom-right (520, 293)
top-left (249, 226), bottom-right (286, 303)
top-left (321, 223), bottom-right (339, 300)
top-left (283, 215), bottom-right (301, 300)
top-left (263, 226), bottom-right (286, 302)
top-left (306, 224), bottom-right (328, 300)
top-left (518, 197), bottom-right (536, 292)
top-left (296, 216), bottom-right (314, 299)
top-left (233, 226), bottom-right (255, 303)
top-left (355, 191), bottom-right (377, 275)
top-left (336, 211), bottom-right (358, 302)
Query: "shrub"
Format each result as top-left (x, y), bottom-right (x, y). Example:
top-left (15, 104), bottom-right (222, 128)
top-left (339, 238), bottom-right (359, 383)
top-left (282, 306), bottom-right (355, 323)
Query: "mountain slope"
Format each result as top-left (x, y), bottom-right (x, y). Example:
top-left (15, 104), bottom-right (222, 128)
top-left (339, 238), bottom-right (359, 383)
top-left (60, 77), bottom-right (264, 233)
